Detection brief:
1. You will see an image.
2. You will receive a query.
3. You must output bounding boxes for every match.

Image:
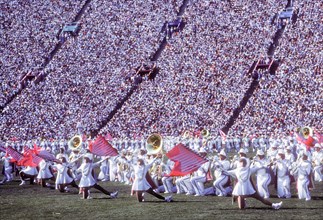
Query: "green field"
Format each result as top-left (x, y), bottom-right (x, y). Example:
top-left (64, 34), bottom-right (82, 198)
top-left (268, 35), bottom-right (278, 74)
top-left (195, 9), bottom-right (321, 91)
top-left (1, 175), bottom-right (322, 220)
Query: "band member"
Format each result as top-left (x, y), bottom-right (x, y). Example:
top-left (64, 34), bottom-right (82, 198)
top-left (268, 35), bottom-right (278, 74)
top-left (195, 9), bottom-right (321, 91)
top-left (131, 158), bottom-right (173, 202)
top-left (285, 146), bottom-right (296, 163)
top-left (56, 147), bottom-right (69, 162)
top-left (0, 154), bottom-right (14, 184)
top-left (68, 149), bottom-right (82, 181)
top-left (251, 149), bottom-right (272, 199)
top-left (77, 153), bottom-right (118, 199)
top-left (291, 152), bottom-right (313, 201)
top-left (222, 158), bottom-right (282, 210)
top-left (274, 149), bottom-right (292, 199)
top-left (37, 158), bottom-right (55, 187)
top-left (190, 148), bottom-right (210, 196)
top-left (97, 156), bottom-right (110, 182)
top-left (52, 155), bottom-right (79, 192)
top-left (213, 150), bottom-right (231, 196)
top-left (161, 157), bottom-right (176, 193)
top-left (19, 165), bottom-right (38, 185)
top-left (175, 174), bottom-right (195, 195)
top-left (312, 143), bottom-right (322, 182)
top-left (231, 148), bottom-right (250, 169)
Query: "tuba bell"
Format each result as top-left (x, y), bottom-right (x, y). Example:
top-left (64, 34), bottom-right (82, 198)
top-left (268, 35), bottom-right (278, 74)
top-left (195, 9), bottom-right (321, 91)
top-left (146, 133), bottom-right (163, 155)
top-left (301, 126), bottom-right (313, 139)
top-left (201, 129), bottom-right (210, 138)
top-left (68, 135), bottom-right (83, 151)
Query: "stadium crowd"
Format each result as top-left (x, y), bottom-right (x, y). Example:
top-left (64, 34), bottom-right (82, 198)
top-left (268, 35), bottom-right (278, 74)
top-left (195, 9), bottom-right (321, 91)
top-left (0, 0), bottom-right (321, 147)
top-left (0, 0), bottom-right (86, 107)
top-left (231, 0), bottom-right (322, 136)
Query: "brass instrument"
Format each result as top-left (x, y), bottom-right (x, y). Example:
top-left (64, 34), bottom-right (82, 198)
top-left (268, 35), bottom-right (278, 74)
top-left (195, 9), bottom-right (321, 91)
top-left (201, 129), bottom-right (210, 138)
top-left (183, 130), bottom-right (191, 138)
top-left (146, 133), bottom-right (163, 155)
top-left (301, 126), bottom-right (313, 139)
top-left (68, 135), bottom-right (83, 152)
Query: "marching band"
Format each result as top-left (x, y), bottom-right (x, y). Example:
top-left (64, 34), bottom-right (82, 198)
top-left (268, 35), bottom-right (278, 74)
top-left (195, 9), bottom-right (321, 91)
top-left (0, 129), bottom-right (322, 209)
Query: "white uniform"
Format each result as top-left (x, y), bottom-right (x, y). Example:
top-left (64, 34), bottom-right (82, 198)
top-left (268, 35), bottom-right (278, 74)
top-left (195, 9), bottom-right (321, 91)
top-left (20, 166), bottom-right (38, 176)
top-left (292, 159), bottom-right (312, 201)
top-left (53, 162), bottom-right (74, 185)
top-left (37, 159), bottom-right (53, 179)
top-left (131, 159), bottom-right (155, 191)
top-left (213, 159), bottom-right (231, 196)
top-left (275, 159), bottom-right (291, 198)
top-left (161, 160), bottom-right (175, 193)
top-left (226, 166), bottom-right (259, 196)
top-left (97, 156), bottom-right (109, 182)
top-left (252, 158), bottom-right (272, 198)
top-left (77, 162), bottom-right (96, 188)
top-left (190, 161), bottom-right (210, 196)
top-left (312, 149), bottom-right (322, 182)
top-left (0, 156), bottom-right (13, 183)
top-left (108, 156), bottom-right (118, 182)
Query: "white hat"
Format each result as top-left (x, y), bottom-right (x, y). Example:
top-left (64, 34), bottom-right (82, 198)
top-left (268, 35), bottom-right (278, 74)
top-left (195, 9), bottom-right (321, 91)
top-left (256, 149), bottom-right (264, 156)
top-left (219, 149), bottom-right (226, 157)
top-left (84, 153), bottom-right (93, 161)
top-left (314, 143), bottom-right (321, 148)
top-left (286, 145), bottom-right (292, 150)
top-left (199, 148), bottom-right (207, 154)
top-left (277, 149), bottom-right (285, 155)
top-left (239, 148), bottom-right (246, 154)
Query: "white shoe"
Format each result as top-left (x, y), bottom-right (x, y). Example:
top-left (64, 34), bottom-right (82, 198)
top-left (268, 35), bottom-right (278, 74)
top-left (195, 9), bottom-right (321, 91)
top-left (165, 195), bottom-right (173, 202)
top-left (19, 181), bottom-right (26, 186)
top-left (194, 194), bottom-right (201, 197)
top-left (272, 201), bottom-right (282, 210)
top-left (110, 191), bottom-right (119, 199)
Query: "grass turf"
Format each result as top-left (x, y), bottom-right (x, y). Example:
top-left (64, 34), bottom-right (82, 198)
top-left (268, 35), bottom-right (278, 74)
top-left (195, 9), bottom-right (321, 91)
top-left (1, 176), bottom-right (322, 220)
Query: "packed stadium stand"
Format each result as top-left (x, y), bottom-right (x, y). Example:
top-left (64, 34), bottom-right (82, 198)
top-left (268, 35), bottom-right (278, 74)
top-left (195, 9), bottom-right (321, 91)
top-left (0, 0), bottom-right (321, 143)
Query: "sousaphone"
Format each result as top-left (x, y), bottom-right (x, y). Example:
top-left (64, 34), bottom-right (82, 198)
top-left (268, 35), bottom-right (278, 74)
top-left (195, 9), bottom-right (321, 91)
top-left (146, 133), bottom-right (163, 155)
top-left (68, 135), bottom-right (83, 151)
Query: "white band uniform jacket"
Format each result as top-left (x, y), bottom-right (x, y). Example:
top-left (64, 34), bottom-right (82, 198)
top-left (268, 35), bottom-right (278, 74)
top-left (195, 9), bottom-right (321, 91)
top-left (77, 162), bottom-right (96, 188)
top-left (226, 166), bottom-right (260, 196)
top-left (131, 159), bottom-right (156, 192)
top-left (52, 162), bottom-right (74, 185)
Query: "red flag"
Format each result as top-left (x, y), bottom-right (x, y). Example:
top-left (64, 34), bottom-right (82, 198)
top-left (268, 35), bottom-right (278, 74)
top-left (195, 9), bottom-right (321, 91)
top-left (33, 144), bottom-right (42, 154)
top-left (6, 146), bottom-right (36, 166)
top-left (6, 146), bottom-right (23, 163)
top-left (17, 154), bottom-right (36, 167)
top-left (23, 146), bottom-right (43, 166)
top-left (166, 143), bottom-right (208, 176)
top-left (219, 130), bottom-right (227, 142)
top-left (295, 133), bottom-right (315, 151)
top-left (37, 150), bottom-right (61, 163)
top-left (89, 135), bottom-right (118, 156)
